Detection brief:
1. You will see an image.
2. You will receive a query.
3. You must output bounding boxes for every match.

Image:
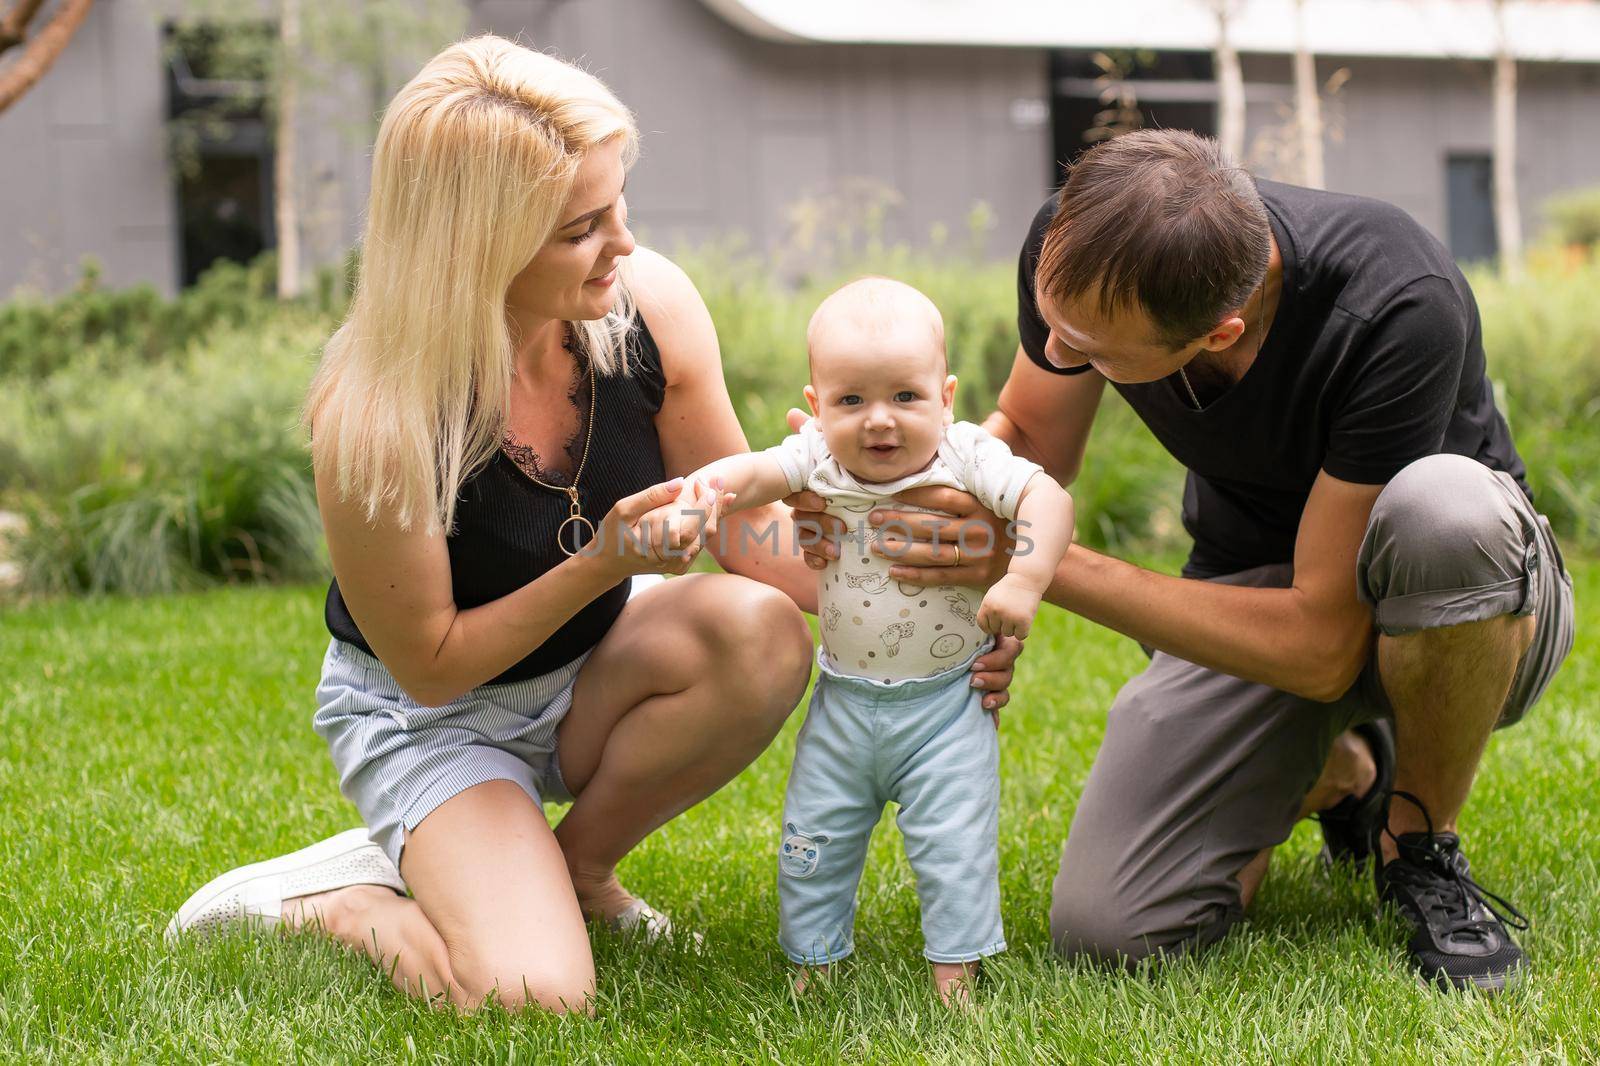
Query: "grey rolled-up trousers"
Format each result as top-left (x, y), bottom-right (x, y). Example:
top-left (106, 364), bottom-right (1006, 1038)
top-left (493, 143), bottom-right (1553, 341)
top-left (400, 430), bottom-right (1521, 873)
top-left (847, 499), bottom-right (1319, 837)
top-left (1050, 454), bottom-right (1576, 967)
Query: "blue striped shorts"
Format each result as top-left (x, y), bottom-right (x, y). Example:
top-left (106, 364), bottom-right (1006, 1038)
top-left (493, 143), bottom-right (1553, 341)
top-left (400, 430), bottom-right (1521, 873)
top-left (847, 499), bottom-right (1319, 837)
top-left (313, 639), bottom-right (590, 868)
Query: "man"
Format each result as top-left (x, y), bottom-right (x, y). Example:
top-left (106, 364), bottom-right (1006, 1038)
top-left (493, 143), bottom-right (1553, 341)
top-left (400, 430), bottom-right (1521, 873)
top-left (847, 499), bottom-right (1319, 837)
top-left (794, 129), bottom-right (1573, 992)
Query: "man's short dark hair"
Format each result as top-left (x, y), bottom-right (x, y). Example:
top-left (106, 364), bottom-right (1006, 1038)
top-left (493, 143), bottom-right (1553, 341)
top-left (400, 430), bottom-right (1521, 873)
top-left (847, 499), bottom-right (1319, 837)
top-left (1036, 130), bottom-right (1271, 349)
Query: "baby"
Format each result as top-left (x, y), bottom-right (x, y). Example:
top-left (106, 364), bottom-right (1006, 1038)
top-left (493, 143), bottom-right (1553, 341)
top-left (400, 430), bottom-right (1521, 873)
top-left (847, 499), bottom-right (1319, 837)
top-left (676, 277), bottom-right (1074, 1004)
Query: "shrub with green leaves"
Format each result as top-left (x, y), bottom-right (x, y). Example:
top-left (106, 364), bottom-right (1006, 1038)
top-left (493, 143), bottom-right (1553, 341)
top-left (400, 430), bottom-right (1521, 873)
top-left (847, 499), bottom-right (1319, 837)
top-left (1543, 185), bottom-right (1600, 250)
top-left (1469, 257), bottom-right (1600, 548)
top-left (0, 253), bottom-right (350, 382)
top-left (1, 240), bottom-right (1594, 601)
top-left (0, 319), bottom-right (328, 596)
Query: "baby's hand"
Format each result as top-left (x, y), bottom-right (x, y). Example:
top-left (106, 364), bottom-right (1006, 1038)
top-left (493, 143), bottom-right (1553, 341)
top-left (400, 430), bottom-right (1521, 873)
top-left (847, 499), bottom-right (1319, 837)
top-left (977, 574), bottom-right (1043, 639)
top-left (634, 477), bottom-right (725, 563)
top-left (678, 475), bottom-right (736, 540)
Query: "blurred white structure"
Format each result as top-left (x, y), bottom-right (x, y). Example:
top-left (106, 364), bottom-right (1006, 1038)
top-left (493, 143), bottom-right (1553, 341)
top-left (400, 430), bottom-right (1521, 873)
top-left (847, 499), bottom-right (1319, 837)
top-left (704, 0), bottom-right (1600, 60)
top-left (3, 0), bottom-right (1599, 297)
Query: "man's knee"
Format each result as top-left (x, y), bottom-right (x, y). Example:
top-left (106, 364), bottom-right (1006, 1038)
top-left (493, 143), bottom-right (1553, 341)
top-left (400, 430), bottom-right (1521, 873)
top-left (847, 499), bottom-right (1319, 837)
top-left (1048, 861), bottom-right (1240, 971)
top-left (1360, 455), bottom-right (1531, 631)
top-left (1049, 891), bottom-right (1150, 969)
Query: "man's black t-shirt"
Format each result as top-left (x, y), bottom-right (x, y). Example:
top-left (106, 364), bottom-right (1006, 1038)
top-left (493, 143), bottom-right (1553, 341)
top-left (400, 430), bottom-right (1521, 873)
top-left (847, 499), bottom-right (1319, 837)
top-left (1017, 178), bottom-right (1531, 578)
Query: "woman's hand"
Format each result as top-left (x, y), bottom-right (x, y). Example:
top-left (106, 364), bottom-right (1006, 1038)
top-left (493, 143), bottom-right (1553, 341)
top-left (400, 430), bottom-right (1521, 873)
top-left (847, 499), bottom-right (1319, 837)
top-left (589, 477), bottom-right (725, 580)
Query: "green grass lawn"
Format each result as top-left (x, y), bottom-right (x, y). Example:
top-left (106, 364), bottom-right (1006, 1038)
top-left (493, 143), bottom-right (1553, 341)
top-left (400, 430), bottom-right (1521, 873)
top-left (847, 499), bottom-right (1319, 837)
top-left (2, 563), bottom-right (1596, 1064)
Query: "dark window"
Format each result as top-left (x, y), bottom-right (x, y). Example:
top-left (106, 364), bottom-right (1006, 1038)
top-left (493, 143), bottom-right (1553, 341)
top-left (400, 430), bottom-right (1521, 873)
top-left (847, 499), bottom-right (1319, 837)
top-left (1048, 50), bottom-right (1219, 184)
top-left (164, 22), bottom-right (275, 286)
top-left (1446, 153), bottom-right (1498, 264)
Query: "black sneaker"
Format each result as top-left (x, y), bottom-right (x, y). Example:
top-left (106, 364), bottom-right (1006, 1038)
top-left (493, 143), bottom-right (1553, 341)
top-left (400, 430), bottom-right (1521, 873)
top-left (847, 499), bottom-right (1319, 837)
top-left (1317, 719), bottom-right (1394, 869)
top-left (1375, 791), bottom-right (1529, 993)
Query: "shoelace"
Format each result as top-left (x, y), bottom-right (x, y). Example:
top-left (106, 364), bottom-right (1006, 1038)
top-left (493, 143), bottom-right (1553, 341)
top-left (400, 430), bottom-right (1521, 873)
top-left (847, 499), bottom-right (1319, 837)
top-left (1383, 790), bottom-right (1529, 939)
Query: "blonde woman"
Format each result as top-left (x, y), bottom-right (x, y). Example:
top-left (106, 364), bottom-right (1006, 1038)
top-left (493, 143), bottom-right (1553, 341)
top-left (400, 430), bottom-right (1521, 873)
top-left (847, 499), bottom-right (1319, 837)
top-left (165, 36), bottom-right (1020, 1014)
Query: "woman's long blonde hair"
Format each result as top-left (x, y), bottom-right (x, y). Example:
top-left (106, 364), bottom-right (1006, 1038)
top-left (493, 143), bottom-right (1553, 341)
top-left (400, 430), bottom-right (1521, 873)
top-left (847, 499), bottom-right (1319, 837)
top-left (306, 35), bottom-right (638, 535)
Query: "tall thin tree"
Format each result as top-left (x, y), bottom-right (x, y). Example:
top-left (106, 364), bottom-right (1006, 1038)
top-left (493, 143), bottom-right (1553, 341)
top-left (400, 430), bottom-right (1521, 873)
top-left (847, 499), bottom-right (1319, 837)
top-left (172, 0), bottom-right (464, 298)
top-left (0, 0), bottom-right (95, 114)
top-left (275, 0), bottom-right (301, 299)
top-left (1292, 0), bottom-right (1325, 188)
top-left (1492, 0), bottom-right (1523, 277)
top-left (1212, 0), bottom-right (1246, 160)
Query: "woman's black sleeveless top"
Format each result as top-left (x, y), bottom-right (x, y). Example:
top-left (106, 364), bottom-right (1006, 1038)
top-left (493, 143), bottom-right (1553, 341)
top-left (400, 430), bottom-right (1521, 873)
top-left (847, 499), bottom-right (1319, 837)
top-left (324, 318), bottom-right (668, 683)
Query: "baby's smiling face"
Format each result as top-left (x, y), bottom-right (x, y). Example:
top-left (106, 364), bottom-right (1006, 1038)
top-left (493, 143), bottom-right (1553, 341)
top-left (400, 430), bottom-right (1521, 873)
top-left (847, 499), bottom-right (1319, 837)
top-left (804, 290), bottom-right (956, 484)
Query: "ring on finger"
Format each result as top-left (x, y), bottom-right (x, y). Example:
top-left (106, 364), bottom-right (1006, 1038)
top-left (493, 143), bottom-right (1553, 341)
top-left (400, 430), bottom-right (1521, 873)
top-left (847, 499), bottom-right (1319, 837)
top-left (953, 542), bottom-right (962, 567)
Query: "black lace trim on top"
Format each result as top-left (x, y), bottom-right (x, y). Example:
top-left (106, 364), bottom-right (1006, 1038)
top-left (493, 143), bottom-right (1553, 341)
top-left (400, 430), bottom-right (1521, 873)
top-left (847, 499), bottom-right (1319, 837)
top-left (501, 349), bottom-right (591, 489)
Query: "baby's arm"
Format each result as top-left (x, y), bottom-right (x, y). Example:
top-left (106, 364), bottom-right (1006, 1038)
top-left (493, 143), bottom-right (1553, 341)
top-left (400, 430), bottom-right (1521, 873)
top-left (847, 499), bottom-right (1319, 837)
top-left (644, 451), bottom-right (795, 550)
top-left (643, 423), bottom-right (820, 558)
top-left (684, 451), bottom-right (795, 517)
top-left (976, 472), bottom-right (1075, 638)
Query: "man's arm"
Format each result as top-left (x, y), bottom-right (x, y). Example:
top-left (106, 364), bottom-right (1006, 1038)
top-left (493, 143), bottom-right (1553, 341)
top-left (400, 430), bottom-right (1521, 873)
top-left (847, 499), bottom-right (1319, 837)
top-left (886, 465), bottom-right (1380, 701)
top-left (983, 345), bottom-right (1106, 485)
top-left (977, 341), bottom-right (1378, 699)
top-left (1047, 471), bottom-right (1380, 701)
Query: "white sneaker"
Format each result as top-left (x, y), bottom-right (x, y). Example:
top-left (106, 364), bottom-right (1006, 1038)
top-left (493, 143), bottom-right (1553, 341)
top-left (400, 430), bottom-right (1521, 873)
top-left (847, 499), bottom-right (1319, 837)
top-left (165, 828), bottom-right (405, 943)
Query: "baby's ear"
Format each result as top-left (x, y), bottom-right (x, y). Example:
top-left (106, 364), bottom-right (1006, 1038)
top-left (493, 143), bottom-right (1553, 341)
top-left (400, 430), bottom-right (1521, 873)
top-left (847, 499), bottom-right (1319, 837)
top-left (942, 374), bottom-right (958, 423)
top-left (803, 385), bottom-right (821, 418)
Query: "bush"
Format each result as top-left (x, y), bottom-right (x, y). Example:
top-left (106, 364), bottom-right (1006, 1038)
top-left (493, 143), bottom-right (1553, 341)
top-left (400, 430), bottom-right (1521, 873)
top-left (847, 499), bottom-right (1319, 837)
top-left (1543, 185), bottom-right (1600, 250)
top-left (0, 319), bottom-right (328, 596)
top-left (1469, 257), bottom-right (1600, 548)
top-left (2, 241), bottom-right (1594, 601)
top-left (0, 253), bottom-right (351, 382)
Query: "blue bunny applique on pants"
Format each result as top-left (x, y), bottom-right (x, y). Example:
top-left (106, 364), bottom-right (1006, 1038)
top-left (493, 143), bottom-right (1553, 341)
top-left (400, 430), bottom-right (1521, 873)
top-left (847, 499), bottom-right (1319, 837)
top-left (778, 643), bottom-right (1005, 966)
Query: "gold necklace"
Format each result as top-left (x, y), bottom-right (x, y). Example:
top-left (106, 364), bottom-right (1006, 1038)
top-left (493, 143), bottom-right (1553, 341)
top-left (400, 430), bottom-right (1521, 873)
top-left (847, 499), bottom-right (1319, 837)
top-left (1178, 283), bottom-right (1268, 411)
top-left (508, 330), bottom-right (598, 556)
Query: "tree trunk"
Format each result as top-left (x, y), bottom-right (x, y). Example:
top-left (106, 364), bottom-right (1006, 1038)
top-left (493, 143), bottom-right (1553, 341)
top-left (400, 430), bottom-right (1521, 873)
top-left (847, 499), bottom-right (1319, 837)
top-left (1214, 1), bottom-right (1246, 160)
top-left (0, 0), bottom-right (51, 53)
top-left (1492, 0), bottom-right (1522, 278)
top-left (1293, 0), bottom-right (1324, 188)
top-left (0, 0), bottom-right (95, 114)
top-left (275, 0), bottom-right (302, 300)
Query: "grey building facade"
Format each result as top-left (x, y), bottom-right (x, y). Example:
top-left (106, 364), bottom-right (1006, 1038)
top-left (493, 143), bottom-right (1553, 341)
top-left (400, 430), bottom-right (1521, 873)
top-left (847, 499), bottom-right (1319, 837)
top-left (4, 0), bottom-right (1599, 298)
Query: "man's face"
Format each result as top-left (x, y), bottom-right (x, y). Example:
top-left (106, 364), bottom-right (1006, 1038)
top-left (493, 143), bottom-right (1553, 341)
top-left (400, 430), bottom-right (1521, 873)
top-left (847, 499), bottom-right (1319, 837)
top-left (1034, 286), bottom-right (1207, 384)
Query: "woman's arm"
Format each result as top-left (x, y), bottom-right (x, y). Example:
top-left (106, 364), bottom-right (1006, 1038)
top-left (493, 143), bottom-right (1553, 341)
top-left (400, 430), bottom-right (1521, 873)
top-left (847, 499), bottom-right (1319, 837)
top-left (318, 453), bottom-right (691, 708)
top-left (629, 247), bottom-right (818, 612)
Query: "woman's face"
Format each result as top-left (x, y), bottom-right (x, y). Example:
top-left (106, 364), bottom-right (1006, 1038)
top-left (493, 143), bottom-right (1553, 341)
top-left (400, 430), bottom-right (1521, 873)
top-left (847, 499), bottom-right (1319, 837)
top-left (506, 137), bottom-right (635, 323)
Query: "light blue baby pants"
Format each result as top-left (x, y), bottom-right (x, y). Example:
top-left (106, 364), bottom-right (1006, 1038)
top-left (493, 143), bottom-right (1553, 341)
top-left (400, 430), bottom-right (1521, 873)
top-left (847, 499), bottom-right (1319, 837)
top-left (778, 645), bottom-right (1005, 965)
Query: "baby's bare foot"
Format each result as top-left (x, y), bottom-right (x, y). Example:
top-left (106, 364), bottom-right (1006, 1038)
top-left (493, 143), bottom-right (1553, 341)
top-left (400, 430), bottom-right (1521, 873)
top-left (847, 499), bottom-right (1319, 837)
top-left (931, 960), bottom-right (980, 1009)
top-left (792, 962), bottom-right (831, 995)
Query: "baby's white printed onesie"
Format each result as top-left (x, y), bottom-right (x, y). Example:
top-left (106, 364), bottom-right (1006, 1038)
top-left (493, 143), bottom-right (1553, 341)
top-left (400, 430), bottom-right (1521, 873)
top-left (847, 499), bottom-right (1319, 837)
top-left (767, 420), bottom-right (1046, 682)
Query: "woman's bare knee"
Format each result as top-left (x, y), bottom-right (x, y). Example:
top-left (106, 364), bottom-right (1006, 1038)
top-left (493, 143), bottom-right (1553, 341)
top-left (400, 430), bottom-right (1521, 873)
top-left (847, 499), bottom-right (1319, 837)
top-left (693, 577), bottom-right (813, 705)
top-left (451, 949), bottom-right (596, 1015)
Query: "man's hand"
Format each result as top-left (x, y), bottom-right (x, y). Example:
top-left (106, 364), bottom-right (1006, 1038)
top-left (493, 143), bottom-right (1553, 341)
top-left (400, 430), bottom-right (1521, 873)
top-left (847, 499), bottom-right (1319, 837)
top-left (872, 486), bottom-right (1013, 589)
top-left (781, 408), bottom-right (1023, 716)
top-left (971, 634), bottom-right (1022, 721)
top-left (780, 411), bottom-right (1012, 587)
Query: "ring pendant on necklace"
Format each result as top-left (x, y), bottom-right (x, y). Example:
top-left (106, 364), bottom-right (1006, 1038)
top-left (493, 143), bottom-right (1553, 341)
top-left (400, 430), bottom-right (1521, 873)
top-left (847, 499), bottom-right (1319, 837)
top-left (512, 334), bottom-right (598, 557)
